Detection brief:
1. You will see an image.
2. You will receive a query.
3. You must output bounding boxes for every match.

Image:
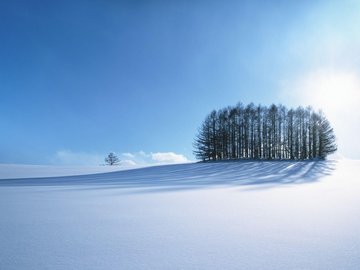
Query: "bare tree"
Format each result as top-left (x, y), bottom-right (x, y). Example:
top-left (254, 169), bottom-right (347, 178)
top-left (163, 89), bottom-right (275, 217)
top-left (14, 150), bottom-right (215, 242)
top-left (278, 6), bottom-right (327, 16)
top-left (105, 152), bottom-right (120, 166)
top-left (194, 103), bottom-right (337, 161)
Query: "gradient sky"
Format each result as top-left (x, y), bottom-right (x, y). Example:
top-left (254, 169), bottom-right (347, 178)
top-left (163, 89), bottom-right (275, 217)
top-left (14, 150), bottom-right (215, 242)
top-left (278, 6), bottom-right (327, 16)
top-left (1, 0), bottom-right (359, 165)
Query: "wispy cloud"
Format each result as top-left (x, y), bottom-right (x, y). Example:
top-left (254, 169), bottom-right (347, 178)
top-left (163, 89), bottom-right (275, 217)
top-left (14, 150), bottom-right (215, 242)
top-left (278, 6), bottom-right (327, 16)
top-left (151, 152), bottom-right (190, 164)
top-left (119, 151), bottom-right (191, 166)
top-left (50, 150), bottom-right (191, 167)
top-left (122, 153), bottom-right (135, 159)
top-left (119, 159), bottom-right (137, 166)
top-left (51, 150), bottom-right (104, 166)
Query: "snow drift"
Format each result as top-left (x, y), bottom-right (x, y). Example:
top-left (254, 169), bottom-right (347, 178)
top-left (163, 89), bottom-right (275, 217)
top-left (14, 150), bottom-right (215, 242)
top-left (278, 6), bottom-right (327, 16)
top-left (0, 160), bottom-right (359, 270)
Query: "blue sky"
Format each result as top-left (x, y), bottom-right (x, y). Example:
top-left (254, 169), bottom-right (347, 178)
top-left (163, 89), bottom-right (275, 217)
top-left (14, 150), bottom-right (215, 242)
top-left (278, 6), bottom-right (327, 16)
top-left (1, 0), bottom-right (360, 165)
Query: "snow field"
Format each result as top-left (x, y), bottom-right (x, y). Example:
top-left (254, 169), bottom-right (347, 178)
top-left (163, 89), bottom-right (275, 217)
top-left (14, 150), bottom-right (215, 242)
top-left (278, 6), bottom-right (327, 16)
top-left (0, 160), bottom-right (359, 269)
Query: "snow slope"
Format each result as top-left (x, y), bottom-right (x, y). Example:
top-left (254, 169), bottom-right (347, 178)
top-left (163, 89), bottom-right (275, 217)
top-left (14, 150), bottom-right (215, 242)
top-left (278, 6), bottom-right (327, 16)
top-left (0, 160), bottom-right (359, 269)
top-left (0, 164), bottom-right (138, 179)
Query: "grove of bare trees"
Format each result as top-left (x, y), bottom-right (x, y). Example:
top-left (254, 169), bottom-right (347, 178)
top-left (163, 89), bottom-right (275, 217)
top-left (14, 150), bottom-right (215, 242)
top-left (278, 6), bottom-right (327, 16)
top-left (194, 103), bottom-right (337, 161)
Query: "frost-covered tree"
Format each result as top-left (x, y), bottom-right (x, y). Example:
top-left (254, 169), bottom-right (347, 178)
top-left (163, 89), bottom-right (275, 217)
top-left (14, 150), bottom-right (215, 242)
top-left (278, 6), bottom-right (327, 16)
top-left (105, 152), bottom-right (120, 165)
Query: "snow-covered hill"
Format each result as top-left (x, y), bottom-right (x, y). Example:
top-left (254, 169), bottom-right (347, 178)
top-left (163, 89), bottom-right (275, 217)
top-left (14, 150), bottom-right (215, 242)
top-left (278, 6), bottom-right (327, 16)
top-left (0, 160), bottom-right (359, 269)
top-left (0, 163), bottom-right (138, 179)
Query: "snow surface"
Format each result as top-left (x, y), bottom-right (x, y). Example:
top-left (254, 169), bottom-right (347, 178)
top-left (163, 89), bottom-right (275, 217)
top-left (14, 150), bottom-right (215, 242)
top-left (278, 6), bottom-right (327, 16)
top-left (0, 160), bottom-right (359, 269)
top-left (0, 164), bottom-right (138, 179)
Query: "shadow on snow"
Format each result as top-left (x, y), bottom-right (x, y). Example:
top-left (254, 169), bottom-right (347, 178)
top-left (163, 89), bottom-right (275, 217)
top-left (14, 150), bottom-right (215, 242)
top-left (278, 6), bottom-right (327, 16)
top-left (0, 160), bottom-right (337, 192)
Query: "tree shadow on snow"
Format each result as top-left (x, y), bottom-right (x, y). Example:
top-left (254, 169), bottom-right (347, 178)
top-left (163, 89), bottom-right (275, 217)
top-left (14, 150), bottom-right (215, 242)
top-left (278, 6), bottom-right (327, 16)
top-left (0, 160), bottom-right (337, 192)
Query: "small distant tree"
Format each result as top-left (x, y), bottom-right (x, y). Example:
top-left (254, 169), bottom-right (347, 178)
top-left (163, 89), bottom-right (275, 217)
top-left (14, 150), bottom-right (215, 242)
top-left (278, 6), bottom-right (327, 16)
top-left (105, 152), bottom-right (120, 165)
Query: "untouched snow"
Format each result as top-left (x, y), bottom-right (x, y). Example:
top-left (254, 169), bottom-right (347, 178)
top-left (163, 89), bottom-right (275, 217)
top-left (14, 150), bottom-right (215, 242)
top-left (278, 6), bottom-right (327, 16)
top-left (0, 160), bottom-right (359, 269)
top-left (0, 164), bottom-right (138, 179)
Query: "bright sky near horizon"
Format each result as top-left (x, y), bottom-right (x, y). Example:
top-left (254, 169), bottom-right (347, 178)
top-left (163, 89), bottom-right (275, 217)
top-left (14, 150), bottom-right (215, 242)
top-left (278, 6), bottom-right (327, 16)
top-left (1, 0), bottom-right (360, 165)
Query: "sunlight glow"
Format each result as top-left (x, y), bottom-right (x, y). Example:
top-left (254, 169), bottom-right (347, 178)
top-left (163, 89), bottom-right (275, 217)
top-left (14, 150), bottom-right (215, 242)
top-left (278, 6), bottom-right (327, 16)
top-left (283, 68), bottom-right (360, 159)
top-left (297, 69), bottom-right (360, 113)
